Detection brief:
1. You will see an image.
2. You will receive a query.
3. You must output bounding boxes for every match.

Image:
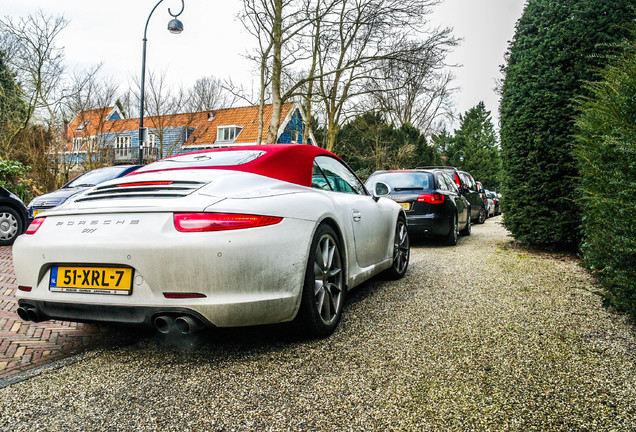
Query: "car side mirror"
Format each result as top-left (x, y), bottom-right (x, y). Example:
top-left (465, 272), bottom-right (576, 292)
top-left (372, 181), bottom-right (390, 201)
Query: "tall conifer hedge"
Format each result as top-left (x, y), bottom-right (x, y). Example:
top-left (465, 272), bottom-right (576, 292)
top-left (576, 38), bottom-right (636, 318)
top-left (499, 0), bottom-right (634, 249)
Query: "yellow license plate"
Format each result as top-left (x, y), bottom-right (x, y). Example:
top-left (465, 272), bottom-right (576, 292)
top-left (50, 266), bottom-right (133, 295)
top-left (399, 202), bottom-right (411, 211)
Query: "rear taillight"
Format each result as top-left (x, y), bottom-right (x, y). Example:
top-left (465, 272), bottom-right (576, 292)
top-left (417, 194), bottom-right (445, 204)
top-left (454, 174), bottom-right (461, 188)
top-left (25, 217), bottom-right (46, 235)
top-left (174, 213), bottom-right (283, 232)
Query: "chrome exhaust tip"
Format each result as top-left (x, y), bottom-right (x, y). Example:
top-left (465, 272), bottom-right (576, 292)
top-left (26, 307), bottom-right (43, 322)
top-left (174, 315), bottom-right (203, 335)
top-left (17, 307), bottom-right (31, 321)
top-left (153, 315), bottom-right (174, 334)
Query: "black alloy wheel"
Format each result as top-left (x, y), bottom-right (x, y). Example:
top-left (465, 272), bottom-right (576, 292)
top-left (444, 213), bottom-right (458, 246)
top-left (384, 217), bottom-right (410, 279)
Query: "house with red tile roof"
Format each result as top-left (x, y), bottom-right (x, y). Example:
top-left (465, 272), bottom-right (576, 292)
top-left (63, 102), bottom-right (316, 165)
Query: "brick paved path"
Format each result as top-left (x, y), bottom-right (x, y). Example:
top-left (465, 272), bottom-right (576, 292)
top-left (0, 245), bottom-right (137, 380)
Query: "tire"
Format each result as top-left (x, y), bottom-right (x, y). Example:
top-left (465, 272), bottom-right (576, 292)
top-left (443, 213), bottom-right (458, 246)
top-left (477, 206), bottom-right (486, 224)
top-left (296, 224), bottom-right (346, 338)
top-left (384, 217), bottom-right (410, 280)
top-left (0, 206), bottom-right (23, 246)
top-left (459, 212), bottom-right (471, 236)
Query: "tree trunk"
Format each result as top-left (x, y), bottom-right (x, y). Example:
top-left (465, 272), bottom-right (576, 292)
top-left (266, 0), bottom-right (283, 144)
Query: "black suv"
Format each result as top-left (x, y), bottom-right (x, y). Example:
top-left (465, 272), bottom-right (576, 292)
top-left (366, 169), bottom-right (471, 246)
top-left (417, 166), bottom-right (487, 224)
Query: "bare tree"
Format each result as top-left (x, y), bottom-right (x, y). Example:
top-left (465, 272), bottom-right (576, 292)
top-left (129, 70), bottom-right (198, 159)
top-left (241, 0), bottom-right (325, 143)
top-left (64, 67), bottom-right (120, 171)
top-left (369, 65), bottom-right (456, 137)
top-left (314, 0), bottom-right (456, 150)
top-left (0, 10), bottom-right (68, 140)
top-left (182, 76), bottom-right (237, 112)
top-left (241, 0), bottom-right (456, 149)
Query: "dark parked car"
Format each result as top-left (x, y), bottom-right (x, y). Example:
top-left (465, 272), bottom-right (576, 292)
top-left (419, 166), bottom-right (487, 224)
top-left (27, 165), bottom-right (141, 218)
top-left (0, 186), bottom-right (30, 246)
top-left (366, 169), bottom-right (470, 245)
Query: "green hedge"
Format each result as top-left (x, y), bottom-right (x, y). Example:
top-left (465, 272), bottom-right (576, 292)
top-left (499, 0), bottom-right (634, 250)
top-left (575, 38), bottom-right (636, 318)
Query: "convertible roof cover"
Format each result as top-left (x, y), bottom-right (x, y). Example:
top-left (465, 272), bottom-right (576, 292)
top-left (131, 144), bottom-right (340, 187)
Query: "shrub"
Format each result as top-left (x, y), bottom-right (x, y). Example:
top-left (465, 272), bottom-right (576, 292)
top-left (0, 158), bottom-right (32, 202)
top-left (575, 38), bottom-right (636, 318)
top-left (499, 0), bottom-right (634, 250)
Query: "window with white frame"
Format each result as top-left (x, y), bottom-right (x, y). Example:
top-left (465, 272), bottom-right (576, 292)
top-left (147, 133), bottom-right (158, 155)
top-left (149, 133), bottom-right (157, 149)
top-left (116, 135), bottom-right (131, 157)
top-left (217, 126), bottom-right (242, 142)
top-left (72, 138), bottom-right (85, 152)
top-left (87, 137), bottom-right (96, 152)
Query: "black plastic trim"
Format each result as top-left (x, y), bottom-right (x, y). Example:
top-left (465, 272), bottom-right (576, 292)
top-left (17, 299), bottom-right (215, 328)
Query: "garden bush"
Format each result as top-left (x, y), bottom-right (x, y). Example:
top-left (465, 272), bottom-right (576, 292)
top-left (575, 38), bottom-right (636, 319)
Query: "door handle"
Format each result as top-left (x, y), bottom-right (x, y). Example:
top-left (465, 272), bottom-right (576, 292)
top-left (352, 210), bottom-right (362, 222)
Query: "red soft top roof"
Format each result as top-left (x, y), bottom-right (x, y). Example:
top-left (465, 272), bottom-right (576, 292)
top-left (131, 144), bottom-right (340, 187)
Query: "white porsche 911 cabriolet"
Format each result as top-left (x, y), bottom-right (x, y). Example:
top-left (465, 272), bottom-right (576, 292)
top-left (14, 144), bottom-right (409, 337)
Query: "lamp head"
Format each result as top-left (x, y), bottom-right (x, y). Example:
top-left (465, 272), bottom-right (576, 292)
top-left (167, 18), bottom-right (184, 34)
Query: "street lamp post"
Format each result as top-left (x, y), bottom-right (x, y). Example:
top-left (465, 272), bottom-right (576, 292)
top-left (138, 0), bottom-right (184, 164)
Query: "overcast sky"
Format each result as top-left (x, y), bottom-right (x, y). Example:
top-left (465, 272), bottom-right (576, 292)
top-left (3, 0), bottom-right (526, 131)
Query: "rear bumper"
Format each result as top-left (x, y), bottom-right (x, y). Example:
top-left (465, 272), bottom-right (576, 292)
top-left (405, 213), bottom-right (449, 236)
top-left (17, 299), bottom-right (214, 328)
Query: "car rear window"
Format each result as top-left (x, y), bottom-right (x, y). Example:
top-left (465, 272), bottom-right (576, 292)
top-left (367, 172), bottom-right (432, 191)
top-left (134, 150), bottom-right (266, 173)
top-left (65, 166), bottom-right (134, 187)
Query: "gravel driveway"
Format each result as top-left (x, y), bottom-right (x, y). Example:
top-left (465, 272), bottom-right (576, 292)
top-left (1, 218), bottom-right (635, 431)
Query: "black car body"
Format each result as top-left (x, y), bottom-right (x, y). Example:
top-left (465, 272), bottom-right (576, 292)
top-left (0, 186), bottom-right (30, 246)
top-left (27, 165), bottom-right (141, 218)
top-left (418, 166), bottom-right (487, 224)
top-left (366, 169), bottom-right (470, 245)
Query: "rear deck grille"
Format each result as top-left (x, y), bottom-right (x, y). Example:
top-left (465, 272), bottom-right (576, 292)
top-left (75, 181), bottom-right (206, 202)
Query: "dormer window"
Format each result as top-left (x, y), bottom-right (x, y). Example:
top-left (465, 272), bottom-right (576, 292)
top-left (76, 121), bottom-right (89, 131)
top-left (217, 125), bottom-right (243, 143)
